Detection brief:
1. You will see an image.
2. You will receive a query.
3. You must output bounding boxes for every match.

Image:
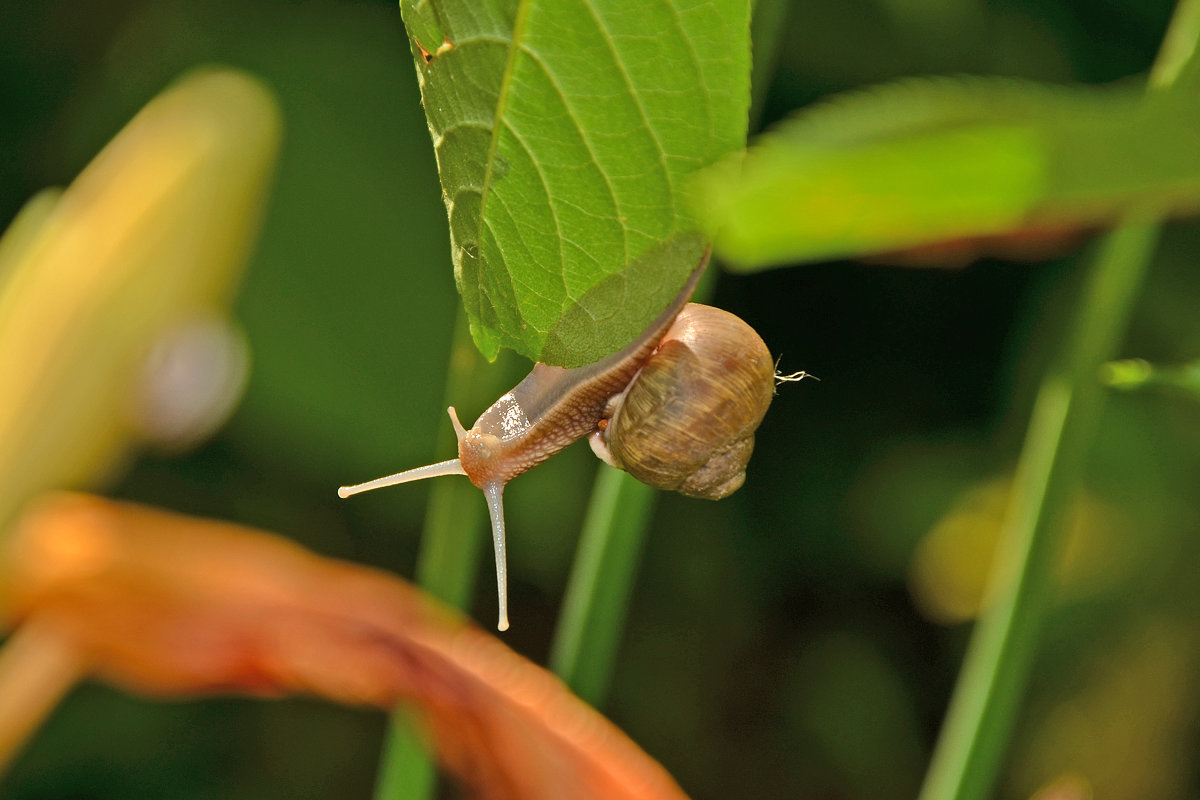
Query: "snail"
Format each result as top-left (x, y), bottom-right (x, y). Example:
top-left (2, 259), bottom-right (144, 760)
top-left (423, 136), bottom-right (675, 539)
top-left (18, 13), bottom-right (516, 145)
top-left (339, 260), bottom-right (778, 631)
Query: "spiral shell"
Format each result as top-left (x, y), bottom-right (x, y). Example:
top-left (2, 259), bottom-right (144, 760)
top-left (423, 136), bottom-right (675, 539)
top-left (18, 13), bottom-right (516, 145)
top-left (595, 304), bottom-right (775, 499)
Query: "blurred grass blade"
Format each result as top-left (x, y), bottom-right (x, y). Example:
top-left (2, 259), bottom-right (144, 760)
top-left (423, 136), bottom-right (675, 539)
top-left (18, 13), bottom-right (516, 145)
top-left (0, 493), bottom-right (692, 800)
top-left (1153, 0), bottom-right (1200, 90)
top-left (550, 467), bottom-right (657, 706)
top-left (693, 75), bottom-right (1200, 269)
top-left (374, 308), bottom-right (513, 800)
top-left (373, 707), bottom-right (437, 800)
top-left (916, 221), bottom-right (1159, 800)
top-left (397, 0), bottom-right (749, 366)
top-left (917, 4), bottom-right (1200, 798)
top-left (0, 68), bottom-right (280, 528)
top-left (547, 270), bottom-right (717, 705)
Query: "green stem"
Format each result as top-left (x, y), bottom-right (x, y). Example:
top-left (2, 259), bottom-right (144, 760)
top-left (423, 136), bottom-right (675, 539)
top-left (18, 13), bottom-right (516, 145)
top-left (547, 266), bottom-right (718, 705)
top-left (373, 708), bottom-right (437, 800)
top-left (1151, 0), bottom-right (1200, 90)
top-left (549, 467), bottom-right (657, 705)
top-left (373, 310), bottom-right (507, 800)
top-left (917, 7), bottom-right (1200, 796)
top-left (917, 221), bottom-right (1159, 800)
top-left (748, 0), bottom-right (791, 132)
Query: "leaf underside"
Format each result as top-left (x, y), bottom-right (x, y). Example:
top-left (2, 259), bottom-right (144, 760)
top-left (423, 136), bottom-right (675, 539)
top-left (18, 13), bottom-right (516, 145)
top-left (400, 0), bottom-right (750, 367)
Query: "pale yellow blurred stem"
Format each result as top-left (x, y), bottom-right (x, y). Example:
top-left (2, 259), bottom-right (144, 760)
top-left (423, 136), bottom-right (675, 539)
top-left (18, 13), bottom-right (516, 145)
top-left (0, 620), bottom-right (86, 775)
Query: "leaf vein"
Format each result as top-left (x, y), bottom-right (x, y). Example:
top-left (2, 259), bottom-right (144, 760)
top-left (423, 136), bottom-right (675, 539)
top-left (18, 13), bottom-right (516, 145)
top-left (578, 0), bottom-right (675, 220)
top-left (514, 46), bottom-right (629, 271)
top-left (498, 120), bottom-right (569, 301)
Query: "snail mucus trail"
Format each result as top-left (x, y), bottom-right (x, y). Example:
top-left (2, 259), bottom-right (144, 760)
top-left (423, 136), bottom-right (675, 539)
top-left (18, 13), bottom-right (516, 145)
top-left (338, 262), bottom-right (779, 631)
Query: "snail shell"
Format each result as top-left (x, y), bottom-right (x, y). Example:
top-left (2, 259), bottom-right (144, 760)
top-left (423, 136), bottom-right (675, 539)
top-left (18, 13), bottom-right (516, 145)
top-left (589, 304), bottom-right (775, 500)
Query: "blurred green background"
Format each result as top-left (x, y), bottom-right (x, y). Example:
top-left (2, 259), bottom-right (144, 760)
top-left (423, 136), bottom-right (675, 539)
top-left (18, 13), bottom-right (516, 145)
top-left (3, 0), bottom-right (1200, 798)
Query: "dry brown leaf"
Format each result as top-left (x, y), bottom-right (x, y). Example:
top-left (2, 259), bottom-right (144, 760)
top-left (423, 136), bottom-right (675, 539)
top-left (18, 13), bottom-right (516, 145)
top-left (0, 492), bottom-right (689, 800)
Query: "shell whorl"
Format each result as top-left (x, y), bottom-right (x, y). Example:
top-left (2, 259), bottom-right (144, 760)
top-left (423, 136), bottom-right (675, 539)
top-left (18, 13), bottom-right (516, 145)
top-left (599, 304), bottom-right (775, 500)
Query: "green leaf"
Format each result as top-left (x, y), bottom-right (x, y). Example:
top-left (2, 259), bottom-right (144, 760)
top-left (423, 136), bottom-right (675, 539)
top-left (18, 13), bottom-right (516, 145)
top-left (692, 76), bottom-right (1200, 269)
top-left (399, 0), bottom-right (446, 57)
top-left (400, 0), bottom-right (751, 367)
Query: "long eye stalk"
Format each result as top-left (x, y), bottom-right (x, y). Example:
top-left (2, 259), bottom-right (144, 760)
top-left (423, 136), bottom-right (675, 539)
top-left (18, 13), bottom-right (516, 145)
top-left (482, 482), bottom-right (509, 631)
top-left (337, 459), bottom-right (466, 498)
top-left (337, 407), bottom-right (512, 632)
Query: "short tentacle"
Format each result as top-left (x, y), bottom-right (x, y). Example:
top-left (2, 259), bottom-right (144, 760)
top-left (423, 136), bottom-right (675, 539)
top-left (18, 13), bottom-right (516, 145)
top-left (447, 406), bottom-right (467, 443)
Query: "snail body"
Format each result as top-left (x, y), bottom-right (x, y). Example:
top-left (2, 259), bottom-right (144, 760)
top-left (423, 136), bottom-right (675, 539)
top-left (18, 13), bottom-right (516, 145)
top-left (339, 262), bottom-right (779, 631)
